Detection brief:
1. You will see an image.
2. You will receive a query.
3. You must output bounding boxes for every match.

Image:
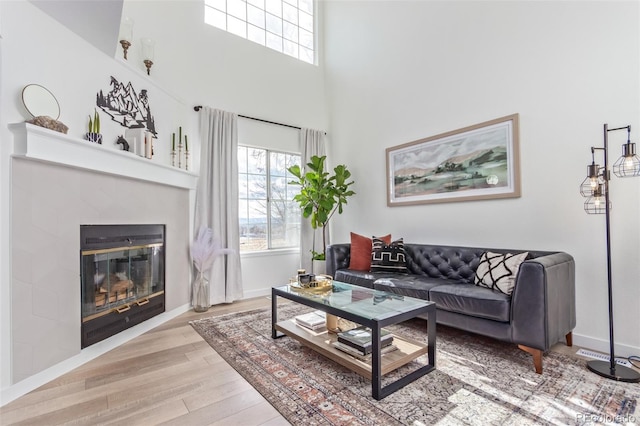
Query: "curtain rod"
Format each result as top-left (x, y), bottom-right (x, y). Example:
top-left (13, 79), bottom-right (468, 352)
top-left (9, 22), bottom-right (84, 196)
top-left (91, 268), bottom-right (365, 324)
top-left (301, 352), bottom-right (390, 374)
top-left (193, 105), bottom-right (301, 130)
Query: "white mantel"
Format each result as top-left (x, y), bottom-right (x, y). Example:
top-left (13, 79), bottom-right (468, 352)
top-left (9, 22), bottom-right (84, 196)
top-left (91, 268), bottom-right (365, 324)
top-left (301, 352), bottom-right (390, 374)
top-left (9, 123), bottom-right (198, 190)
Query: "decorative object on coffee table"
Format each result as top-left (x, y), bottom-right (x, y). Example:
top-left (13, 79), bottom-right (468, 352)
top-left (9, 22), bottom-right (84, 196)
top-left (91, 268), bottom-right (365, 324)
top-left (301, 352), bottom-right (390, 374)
top-left (325, 313), bottom-right (339, 333)
top-left (190, 227), bottom-right (234, 312)
top-left (578, 123), bottom-right (640, 383)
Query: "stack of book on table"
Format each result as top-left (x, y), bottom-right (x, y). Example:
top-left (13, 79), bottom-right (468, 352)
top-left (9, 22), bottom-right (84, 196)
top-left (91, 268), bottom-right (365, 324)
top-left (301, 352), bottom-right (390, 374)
top-left (294, 310), bottom-right (326, 331)
top-left (332, 326), bottom-right (397, 360)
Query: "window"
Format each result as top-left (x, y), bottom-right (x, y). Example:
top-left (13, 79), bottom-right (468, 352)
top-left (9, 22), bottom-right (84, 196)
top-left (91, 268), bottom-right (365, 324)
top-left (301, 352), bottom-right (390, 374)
top-left (238, 146), bottom-right (301, 252)
top-left (204, 0), bottom-right (315, 64)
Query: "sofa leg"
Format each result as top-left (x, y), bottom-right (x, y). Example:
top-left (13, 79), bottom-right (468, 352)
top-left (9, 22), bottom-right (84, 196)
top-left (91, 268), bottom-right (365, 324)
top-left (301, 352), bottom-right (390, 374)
top-left (518, 345), bottom-right (543, 374)
top-left (566, 332), bottom-right (573, 347)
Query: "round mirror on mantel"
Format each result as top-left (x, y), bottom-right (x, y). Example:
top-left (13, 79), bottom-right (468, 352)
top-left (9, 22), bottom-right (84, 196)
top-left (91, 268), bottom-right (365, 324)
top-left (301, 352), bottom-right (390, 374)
top-left (21, 84), bottom-right (68, 134)
top-left (22, 84), bottom-right (61, 120)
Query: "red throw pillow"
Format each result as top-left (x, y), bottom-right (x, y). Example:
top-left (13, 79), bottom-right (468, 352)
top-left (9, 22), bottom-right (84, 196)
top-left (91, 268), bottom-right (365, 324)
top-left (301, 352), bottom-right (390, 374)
top-left (349, 232), bottom-right (391, 271)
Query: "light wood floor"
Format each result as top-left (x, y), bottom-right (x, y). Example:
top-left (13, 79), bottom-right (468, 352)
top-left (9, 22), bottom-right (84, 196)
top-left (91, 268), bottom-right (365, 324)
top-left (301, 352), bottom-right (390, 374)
top-left (0, 297), bottom-right (290, 426)
top-left (1, 296), bottom-right (634, 426)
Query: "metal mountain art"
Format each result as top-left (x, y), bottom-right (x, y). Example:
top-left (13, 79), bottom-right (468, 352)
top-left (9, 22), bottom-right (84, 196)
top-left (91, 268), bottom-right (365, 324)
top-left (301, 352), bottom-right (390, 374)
top-left (96, 76), bottom-right (157, 137)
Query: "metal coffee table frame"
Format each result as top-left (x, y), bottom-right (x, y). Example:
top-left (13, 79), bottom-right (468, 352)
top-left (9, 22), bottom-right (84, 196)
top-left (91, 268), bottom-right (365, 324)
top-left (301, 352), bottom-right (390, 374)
top-left (272, 282), bottom-right (436, 400)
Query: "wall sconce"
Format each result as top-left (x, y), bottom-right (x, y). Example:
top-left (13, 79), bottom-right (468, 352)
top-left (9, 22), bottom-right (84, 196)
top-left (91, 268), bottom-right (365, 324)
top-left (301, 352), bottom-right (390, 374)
top-left (119, 17), bottom-right (134, 60)
top-left (578, 123), bottom-right (640, 383)
top-left (141, 38), bottom-right (155, 75)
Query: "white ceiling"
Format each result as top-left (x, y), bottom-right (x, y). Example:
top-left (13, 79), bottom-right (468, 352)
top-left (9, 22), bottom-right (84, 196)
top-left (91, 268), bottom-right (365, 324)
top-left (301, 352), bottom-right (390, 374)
top-left (29, 0), bottom-right (124, 57)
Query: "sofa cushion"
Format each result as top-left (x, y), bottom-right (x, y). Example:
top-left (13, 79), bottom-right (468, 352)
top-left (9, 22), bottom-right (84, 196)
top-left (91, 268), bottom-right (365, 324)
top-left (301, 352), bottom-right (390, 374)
top-left (373, 276), bottom-right (451, 300)
top-left (474, 251), bottom-right (529, 295)
top-left (348, 232), bottom-right (391, 271)
top-left (371, 238), bottom-right (408, 273)
top-left (429, 284), bottom-right (511, 322)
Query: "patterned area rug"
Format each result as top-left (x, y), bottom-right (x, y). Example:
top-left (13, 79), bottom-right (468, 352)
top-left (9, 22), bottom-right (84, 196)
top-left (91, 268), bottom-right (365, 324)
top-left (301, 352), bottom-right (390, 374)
top-left (190, 304), bottom-right (639, 425)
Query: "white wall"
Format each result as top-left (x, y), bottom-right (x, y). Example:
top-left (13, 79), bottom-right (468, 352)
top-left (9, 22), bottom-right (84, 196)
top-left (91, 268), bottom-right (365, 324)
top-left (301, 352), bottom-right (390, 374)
top-left (120, 0), bottom-right (328, 291)
top-left (120, 0), bottom-right (327, 131)
top-left (0, 0), bottom-right (195, 396)
top-left (324, 1), bottom-right (640, 356)
top-left (0, 0), bottom-right (327, 401)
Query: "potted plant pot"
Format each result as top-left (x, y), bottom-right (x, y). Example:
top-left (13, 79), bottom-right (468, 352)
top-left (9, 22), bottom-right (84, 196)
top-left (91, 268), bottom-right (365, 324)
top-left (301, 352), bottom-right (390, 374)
top-left (85, 132), bottom-right (102, 144)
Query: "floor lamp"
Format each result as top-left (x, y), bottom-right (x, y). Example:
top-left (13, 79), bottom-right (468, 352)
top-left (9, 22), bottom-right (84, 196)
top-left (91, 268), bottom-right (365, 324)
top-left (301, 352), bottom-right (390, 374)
top-left (579, 123), bottom-right (640, 383)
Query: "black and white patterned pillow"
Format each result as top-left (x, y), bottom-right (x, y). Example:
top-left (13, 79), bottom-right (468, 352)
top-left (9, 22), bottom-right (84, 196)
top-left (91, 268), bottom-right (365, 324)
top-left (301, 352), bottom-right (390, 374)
top-left (370, 238), bottom-right (408, 273)
top-left (474, 251), bottom-right (529, 295)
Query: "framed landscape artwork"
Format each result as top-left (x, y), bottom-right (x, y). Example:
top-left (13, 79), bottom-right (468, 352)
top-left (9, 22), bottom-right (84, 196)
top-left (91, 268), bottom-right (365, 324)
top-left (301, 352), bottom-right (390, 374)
top-left (386, 114), bottom-right (521, 206)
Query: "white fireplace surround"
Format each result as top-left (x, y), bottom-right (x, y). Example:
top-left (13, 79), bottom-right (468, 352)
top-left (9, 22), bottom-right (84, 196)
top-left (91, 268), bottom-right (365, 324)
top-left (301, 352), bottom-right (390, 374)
top-left (2, 123), bottom-right (196, 405)
top-left (9, 123), bottom-right (198, 190)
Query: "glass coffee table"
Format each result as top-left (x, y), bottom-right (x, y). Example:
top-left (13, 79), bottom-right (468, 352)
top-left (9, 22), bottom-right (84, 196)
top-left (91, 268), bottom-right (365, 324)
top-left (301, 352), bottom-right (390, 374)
top-left (272, 281), bottom-right (436, 400)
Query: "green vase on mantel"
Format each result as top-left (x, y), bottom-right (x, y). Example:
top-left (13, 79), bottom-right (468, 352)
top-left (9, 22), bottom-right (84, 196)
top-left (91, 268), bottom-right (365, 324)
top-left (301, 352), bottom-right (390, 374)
top-left (192, 270), bottom-right (210, 313)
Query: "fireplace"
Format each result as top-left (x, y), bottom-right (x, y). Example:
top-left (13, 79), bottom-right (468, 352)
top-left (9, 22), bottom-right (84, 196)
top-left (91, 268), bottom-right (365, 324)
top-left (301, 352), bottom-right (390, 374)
top-left (80, 224), bottom-right (166, 348)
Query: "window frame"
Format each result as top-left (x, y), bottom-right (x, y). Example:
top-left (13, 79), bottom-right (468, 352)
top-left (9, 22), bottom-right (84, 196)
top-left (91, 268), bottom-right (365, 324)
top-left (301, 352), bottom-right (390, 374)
top-left (238, 145), bottom-right (301, 253)
top-left (204, 0), bottom-right (316, 65)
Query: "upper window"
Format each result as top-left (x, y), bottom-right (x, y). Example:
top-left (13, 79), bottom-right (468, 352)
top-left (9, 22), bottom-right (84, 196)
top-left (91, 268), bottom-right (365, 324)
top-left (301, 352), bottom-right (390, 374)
top-left (205, 0), bottom-right (315, 64)
top-left (238, 146), bottom-right (301, 252)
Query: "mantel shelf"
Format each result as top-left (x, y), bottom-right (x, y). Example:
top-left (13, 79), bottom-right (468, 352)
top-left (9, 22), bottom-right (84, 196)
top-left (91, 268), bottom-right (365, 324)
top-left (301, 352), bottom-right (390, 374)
top-left (8, 123), bottom-right (198, 190)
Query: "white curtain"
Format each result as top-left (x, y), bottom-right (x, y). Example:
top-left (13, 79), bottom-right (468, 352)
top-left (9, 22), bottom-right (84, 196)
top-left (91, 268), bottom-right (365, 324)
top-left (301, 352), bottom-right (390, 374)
top-left (195, 107), bottom-right (243, 304)
top-left (300, 128), bottom-right (326, 273)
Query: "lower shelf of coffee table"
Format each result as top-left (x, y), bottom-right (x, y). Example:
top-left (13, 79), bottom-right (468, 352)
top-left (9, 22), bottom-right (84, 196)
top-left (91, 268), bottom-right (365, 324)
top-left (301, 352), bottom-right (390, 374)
top-left (275, 319), bottom-right (429, 380)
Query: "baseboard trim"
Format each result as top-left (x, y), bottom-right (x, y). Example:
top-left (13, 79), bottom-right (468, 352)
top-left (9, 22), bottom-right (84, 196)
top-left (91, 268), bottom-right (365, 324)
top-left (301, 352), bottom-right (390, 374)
top-left (572, 333), bottom-right (640, 359)
top-left (1, 303), bottom-right (191, 407)
top-left (242, 287), bottom-right (272, 299)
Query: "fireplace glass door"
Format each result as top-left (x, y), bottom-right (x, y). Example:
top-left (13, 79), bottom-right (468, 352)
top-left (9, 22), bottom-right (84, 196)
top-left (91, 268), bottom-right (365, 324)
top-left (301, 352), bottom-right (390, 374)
top-left (81, 243), bottom-right (164, 318)
top-left (80, 224), bottom-right (165, 348)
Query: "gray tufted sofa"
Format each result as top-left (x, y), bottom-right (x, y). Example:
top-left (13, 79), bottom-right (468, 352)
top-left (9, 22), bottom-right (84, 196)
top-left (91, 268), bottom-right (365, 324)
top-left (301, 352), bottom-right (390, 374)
top-left (325, 242), bottom-right (576, 374)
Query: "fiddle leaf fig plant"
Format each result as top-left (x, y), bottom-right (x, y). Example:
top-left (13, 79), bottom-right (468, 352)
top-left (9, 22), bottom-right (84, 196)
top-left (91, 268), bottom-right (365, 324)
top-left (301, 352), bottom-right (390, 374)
top-left (288, 155), bottom-right (355, 261)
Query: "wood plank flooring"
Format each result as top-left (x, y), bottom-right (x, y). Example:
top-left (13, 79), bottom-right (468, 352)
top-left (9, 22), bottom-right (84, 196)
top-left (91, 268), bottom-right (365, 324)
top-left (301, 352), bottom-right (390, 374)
top-left (0, 297), bottom-right (290, 426)
top-left (1, 295), bottom-right (628, 425)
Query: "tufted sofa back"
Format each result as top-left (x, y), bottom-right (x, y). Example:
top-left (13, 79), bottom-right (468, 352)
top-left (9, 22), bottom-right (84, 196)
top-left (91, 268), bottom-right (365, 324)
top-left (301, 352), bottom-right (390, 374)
top-left (325, 242), bottom-right (557, 285)
top-left (404, 244), bottom-right (554, 284)
top-left (405, 245), bottom-right (483, 283)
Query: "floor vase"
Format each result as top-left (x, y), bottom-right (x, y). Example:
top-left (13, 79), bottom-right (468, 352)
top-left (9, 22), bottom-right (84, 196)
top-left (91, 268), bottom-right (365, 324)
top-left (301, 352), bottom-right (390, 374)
top-left (192, 270), bottom-right (210, 312)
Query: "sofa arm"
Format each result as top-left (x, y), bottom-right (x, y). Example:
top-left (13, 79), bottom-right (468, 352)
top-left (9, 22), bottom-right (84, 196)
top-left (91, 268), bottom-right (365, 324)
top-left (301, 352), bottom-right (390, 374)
top-left (326, 243), bottom-right (351, 278)
top-left (511, 252), bottom-right (576, 351)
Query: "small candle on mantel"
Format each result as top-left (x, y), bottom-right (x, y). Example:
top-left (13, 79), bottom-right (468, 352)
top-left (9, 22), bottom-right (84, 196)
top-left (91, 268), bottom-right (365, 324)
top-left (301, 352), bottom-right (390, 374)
top-left (185, 135), bottom-right (188, 152)
top-left (172, 133), bottom-right (175, 151)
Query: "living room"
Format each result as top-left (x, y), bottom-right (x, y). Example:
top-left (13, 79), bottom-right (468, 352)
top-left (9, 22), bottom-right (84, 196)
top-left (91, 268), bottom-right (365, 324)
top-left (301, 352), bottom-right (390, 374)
top-left (1, 0), bottom-right (639, 422)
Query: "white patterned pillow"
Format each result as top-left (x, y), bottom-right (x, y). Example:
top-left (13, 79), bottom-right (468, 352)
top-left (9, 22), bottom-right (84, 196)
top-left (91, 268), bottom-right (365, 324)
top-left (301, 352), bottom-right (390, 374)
top-left (474, 251), bottom-right (529, 295)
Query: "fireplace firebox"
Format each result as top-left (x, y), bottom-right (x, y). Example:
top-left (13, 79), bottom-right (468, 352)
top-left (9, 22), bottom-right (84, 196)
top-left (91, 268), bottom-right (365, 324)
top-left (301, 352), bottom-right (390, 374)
top-left (80, 224), bottom-right (165, 348)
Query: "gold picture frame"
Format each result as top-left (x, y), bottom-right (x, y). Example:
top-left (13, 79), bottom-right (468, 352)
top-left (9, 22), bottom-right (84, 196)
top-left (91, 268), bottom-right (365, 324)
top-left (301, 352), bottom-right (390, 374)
top-left (386, 113), bottom-right (521, 206)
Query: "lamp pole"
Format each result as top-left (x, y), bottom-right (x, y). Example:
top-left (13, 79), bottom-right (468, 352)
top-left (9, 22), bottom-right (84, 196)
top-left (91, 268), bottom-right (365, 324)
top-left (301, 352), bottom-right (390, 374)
top-left (585, 124), bottom-right (640, 382)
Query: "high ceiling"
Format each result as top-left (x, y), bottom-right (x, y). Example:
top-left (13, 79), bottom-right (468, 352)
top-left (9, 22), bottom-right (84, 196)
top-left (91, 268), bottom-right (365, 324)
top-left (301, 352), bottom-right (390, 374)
top-left (29, 0), bottom-right (123, 57)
